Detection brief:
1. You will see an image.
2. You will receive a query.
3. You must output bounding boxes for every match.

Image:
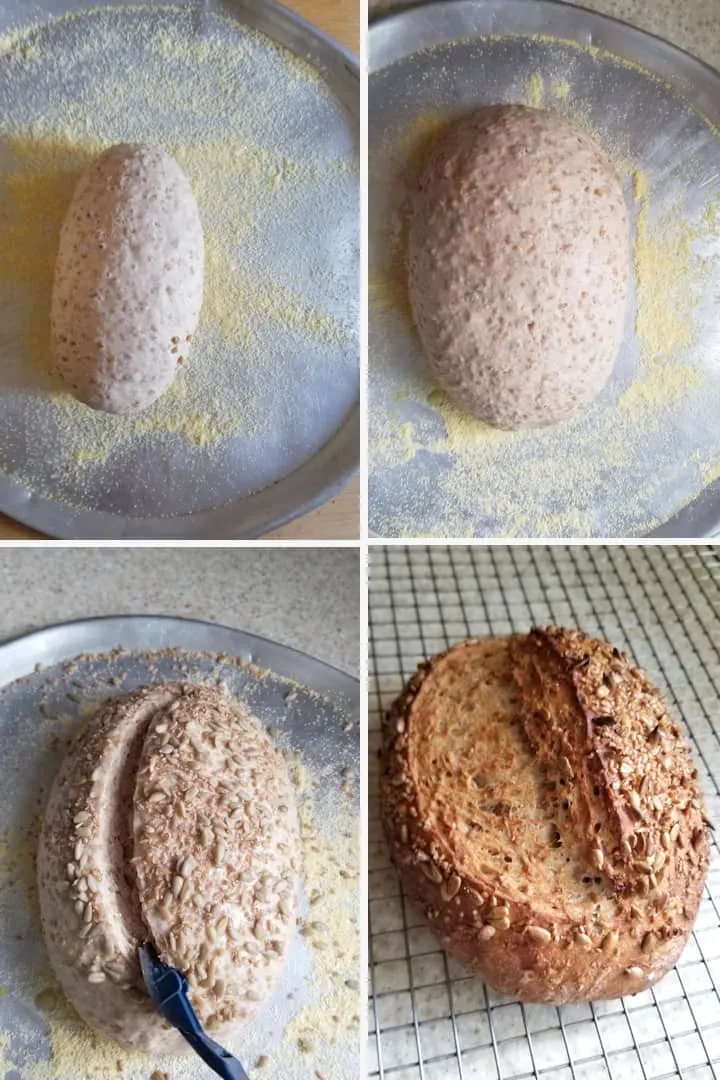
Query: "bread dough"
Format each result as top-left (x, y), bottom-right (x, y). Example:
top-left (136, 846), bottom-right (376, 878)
top-left (37, 684), bottom-right (299, 1052)
top-left (408, 106), bottom-right (630, 429)
top-left (51, 144), bottom-right (204, 415)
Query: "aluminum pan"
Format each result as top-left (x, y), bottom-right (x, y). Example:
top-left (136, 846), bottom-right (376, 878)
top-left (0, 0), bottom-right (359, 539)
top-left (368, 0), bottom-right (720, 538)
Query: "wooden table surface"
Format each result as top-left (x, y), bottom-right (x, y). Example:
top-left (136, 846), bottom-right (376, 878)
top-left (0, 0), bottom-right (359, 542)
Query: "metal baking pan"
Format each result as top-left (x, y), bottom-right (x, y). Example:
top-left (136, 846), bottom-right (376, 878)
top-left (0, 0), bottom-right (359, 539)
top-left (0, 615), bottom-right (359, 1079)
top-left (368, 0), bottom-right (720, 538)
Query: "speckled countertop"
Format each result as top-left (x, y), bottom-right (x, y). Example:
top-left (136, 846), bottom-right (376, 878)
top-left (369, 0), bottom-right (720, 69)
top-left (0, 547), bottom-right (359, 676)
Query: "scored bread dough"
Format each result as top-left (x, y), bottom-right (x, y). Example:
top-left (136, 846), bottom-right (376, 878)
top-left (408, 106), bottom-right (630, 429)
top-left (37, 684), bottom-right (299, 1053)
top-left (381, 627), bottom-right (711, 1003)
top-left (51, 144), bottom-right (204, 415)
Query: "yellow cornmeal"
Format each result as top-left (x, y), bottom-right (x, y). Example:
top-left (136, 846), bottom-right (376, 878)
top-left (633, 168), bottom-right (698, 360)
top-left (525, 72), bottom-right (545, 108)
top-left (0, 5), bottom-right (357, 500)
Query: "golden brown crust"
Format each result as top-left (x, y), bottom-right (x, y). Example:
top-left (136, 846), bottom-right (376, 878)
top-left (379, 628), bottom-right (711, 1003)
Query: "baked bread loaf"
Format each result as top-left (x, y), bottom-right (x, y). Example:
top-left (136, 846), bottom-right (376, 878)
top-left (408, 106), bottom-right (629, 429)
top-left (38, 683), bottom-right (299, 1052)
top-left (380, 627), bottom-right (711, 1002)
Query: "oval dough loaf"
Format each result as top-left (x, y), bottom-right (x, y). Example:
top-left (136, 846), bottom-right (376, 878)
top-left (380, 627), bottom-right (711, 1003)
top-left (38, 684), bottom-right (299, 1052)
top-left (408, 106), bottom-right (629, 429)
top-left (51, 144), bottom-right (204, 414)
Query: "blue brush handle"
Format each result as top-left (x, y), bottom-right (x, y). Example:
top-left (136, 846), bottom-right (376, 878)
top-left (179, 1029), bottom-right (250, 1080)
top-left (139, 947), bottom-right (250, 1080)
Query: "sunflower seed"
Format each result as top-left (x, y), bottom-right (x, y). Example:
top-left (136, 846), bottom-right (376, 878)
top-left (87, 971), bottom-right (105, 984)
top-left (526, 926), bottom-right (551, 945)
top-left (420, 861), bottom-right (443, 884)
top-left (591, 847), bottom-right (604, 871)
top-left (74, 841), bottom-right (85, 861)
top-left (79, 922), bottom-right (92, 939)
top-left (478, 925), bottom-right (496, 942)
top-left (625, 966), bottom-right (644, 979)
top-left (602, 931), bottom-right (619, 955)
top-left (179, 857), bottom-right (194, 878)
top-left (575, 932), bottom-right (592, 948)
top-left (642, 932), bottom-right (655, 954)
top-left (441, 875), bottom-right (461, 902)
top-left (214, 841), bottom-right (226, 867)
top-left (395, 717), bottom-right (405, 735)
top-left (628, 791), bottom-right (642, 813)
top-left (172, 875), bottom-right (184, 899)
top-left (74, 900), bottom-right (86, 918)
top-left (74, 811), bottom-right (91, 825)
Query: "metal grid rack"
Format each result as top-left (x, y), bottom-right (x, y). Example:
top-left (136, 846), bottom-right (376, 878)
top-left (368, 546), bottom-right (720, 1080)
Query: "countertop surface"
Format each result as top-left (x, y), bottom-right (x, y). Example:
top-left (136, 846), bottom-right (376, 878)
top-left (0, 0), bottom-right (359, 542)
top-left (369, 0), bottom-right (720, 76)
top-left (0, 546), bottom-right (360, 675)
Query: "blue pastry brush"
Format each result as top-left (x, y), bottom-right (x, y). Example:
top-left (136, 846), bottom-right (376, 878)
top-left (139, 943), bottom-right (250, 1080)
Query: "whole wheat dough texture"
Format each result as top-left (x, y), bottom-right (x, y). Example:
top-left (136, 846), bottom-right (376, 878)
top-left (51, 144), bottom-right (204, 414)
top-left (408, 106), bottom-right (630, 429)
top-left (38, 683), bottom-right (299, 1053)
top-left (380, 627), bottom-right (711, 1003)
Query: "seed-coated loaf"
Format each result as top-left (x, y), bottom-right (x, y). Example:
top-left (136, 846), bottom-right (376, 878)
top-left (38, 684), bottom-right (299, 1052)
top-left (380, 627), bottom-right (711, 1002)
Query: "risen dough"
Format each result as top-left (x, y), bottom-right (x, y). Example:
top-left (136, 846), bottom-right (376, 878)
top-left (408, 106), bottom-right (629, 429)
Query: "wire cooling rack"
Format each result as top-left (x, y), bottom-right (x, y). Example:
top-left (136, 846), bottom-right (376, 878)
top-left (368, 545), bottom-right (720, 1080)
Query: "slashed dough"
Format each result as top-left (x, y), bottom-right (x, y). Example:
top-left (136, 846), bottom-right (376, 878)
top-left (408, 106), bottom-right (630, 429)
top-left (37, 684), bottom-right (299, 1053)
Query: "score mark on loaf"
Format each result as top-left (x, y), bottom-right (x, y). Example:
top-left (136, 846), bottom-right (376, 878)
top-left (380, 626), bottom-right (712, 1003)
